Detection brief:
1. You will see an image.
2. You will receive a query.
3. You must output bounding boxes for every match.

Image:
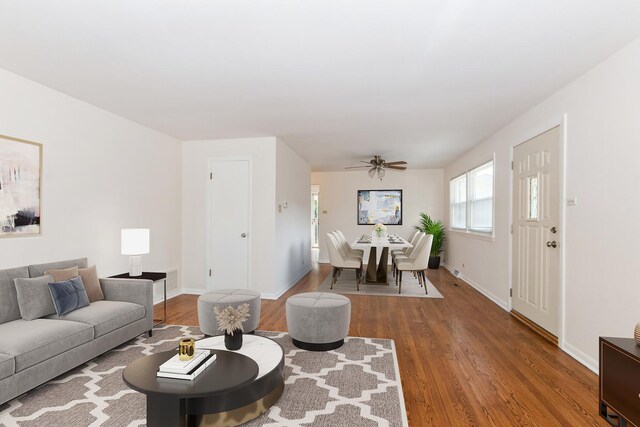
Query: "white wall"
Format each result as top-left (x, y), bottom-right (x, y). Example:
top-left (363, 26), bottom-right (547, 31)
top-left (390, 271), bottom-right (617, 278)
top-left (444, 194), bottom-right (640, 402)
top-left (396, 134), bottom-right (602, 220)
top-left (311, 169), bottom-right (444, 263)
top-left (443, 37), bottom-right (640, 371)
top-left (181, 137), bottom-right (277, 296)
top-left (0, 68), bottom-right (182, 296)
top-left (275, 139), bottom-right (311, 295)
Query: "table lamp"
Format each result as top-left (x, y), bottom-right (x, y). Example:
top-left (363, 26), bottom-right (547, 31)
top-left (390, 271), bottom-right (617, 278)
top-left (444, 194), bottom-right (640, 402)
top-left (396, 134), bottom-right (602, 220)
top-left (121, 228), bottom-right (150, 277)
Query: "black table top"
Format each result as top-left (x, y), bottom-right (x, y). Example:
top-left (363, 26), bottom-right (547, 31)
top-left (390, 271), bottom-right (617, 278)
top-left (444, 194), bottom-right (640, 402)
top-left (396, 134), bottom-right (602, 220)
top-left (122, 349), bottom-right (259, 398)
top-left (601, 337), bottom-right (640, 359)
top-left (110, 272), bottom-right (167, 281)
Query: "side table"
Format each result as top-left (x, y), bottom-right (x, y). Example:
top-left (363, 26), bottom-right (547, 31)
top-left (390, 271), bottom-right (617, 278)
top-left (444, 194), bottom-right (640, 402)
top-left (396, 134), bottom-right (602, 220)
top-left (109, 271), bottom-right (167, 327)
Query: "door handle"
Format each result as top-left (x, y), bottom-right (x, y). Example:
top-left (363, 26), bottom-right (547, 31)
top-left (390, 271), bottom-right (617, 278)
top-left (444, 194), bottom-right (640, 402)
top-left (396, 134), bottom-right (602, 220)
top-left (546, 241), bottom-right (557, 248)
top-left (241, 233), bottom-right (247, 238)
top-left (550, 226), bottom-right (557, 234)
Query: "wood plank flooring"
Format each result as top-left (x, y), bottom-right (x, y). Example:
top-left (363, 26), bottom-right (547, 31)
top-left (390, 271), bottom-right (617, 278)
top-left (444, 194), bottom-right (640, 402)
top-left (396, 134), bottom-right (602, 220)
top-left (155, 264), bottom-right (605, 426)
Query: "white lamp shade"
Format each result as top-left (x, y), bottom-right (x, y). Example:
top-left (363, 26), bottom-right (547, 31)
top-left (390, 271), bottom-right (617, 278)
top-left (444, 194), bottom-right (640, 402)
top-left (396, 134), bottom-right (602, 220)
top-left (121, 229), bottom-right (150, 255)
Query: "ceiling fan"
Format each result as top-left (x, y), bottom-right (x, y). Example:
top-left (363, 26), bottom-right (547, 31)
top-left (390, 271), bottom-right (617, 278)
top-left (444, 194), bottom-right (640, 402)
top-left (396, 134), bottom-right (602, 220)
top-left (345, 155), bottom-right (407, 179)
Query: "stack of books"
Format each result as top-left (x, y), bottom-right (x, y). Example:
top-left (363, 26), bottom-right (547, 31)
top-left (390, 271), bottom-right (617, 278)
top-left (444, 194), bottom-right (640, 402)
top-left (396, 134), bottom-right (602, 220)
top-left (156, 349), bottom-right (216, 380)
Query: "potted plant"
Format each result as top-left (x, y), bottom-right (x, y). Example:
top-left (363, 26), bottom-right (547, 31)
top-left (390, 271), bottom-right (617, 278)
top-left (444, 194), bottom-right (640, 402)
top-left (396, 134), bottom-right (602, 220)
top-left (415, 213), bottom-right (445, 269)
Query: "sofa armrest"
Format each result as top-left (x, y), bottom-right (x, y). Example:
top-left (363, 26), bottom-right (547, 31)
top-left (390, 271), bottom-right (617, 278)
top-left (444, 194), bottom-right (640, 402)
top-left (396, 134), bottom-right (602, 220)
top-left (99, 278), bottom-right (153, 332)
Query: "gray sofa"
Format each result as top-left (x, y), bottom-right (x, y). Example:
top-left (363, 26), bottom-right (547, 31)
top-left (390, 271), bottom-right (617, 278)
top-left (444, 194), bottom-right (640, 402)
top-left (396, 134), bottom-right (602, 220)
top-left (0, 258), bottom-right (153, 405)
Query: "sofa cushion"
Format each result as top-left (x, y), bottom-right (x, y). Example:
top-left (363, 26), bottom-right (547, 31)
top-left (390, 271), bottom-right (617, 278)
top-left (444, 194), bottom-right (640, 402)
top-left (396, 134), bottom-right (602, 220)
top-left (47, 300), bottom-right (145, 338)
top-left (0, 319), bottom-right (93, 372)
top-left (0, 353), bottom-right (15, 381)
top-left (48, 276), bottom-right (90, 316)
top-left (14, 275), bottom-right (56, 320)
top-left (44, 266), bottom-right (78, 282)
top-left (78, 266), bottom-right (104, 302)
top-left (28, 258), bottom-right (88, 278)
top-left (0, 266), bottom-right (28, 324)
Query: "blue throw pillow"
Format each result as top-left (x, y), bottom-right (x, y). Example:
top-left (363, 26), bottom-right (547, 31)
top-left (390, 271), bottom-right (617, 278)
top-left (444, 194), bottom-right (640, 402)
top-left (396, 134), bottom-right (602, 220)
top-left (48, 276), bottom-right (90, 316)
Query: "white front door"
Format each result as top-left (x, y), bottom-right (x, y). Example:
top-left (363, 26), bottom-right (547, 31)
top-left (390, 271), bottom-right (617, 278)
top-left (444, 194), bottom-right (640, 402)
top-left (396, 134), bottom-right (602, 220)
top-left (208, 160), bottom-right (250, 290)
top-left (511, 126), bottom-right (561, 336)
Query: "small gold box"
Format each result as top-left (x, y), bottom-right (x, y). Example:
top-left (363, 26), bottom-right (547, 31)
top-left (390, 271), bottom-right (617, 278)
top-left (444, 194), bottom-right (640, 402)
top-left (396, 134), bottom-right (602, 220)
top-left (178, 338), bottom-right (195, 361)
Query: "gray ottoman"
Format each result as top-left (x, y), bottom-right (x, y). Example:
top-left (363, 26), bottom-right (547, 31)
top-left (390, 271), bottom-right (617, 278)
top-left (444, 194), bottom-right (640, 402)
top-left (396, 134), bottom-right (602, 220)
top-left (198, 289), bottom-right (261, 336)
top-left (286, 292), bottom-right (351, 351)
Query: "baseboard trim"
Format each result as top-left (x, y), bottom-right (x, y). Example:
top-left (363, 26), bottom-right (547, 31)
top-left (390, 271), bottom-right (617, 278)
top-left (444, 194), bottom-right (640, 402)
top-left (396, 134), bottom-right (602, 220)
top-left (442, 263), bottom-right (510, 312)
top-left (154, 288), bottom-right (181, 304)
top-left (263, 267), bottom-right (312, 300)
top-left (561, 342), bottom-right (599, 374)
top-left (510, 310), bottom-right (558, 346)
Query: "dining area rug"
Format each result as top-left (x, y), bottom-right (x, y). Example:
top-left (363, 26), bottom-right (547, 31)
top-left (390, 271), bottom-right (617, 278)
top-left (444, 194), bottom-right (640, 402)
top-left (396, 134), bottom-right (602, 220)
top-left (318, 268), bottom-right (444, 299)
top-left (0, 325), bottom-right (408, 427)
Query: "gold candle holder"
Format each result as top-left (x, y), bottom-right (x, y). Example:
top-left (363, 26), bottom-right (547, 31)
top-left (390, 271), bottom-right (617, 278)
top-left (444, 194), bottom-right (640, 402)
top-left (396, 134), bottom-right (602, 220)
top-left (178, 338), bottom-right (195, 361)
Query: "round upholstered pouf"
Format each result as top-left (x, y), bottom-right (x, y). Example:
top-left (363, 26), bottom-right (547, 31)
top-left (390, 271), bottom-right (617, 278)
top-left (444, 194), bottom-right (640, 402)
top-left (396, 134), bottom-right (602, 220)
top-left (198, 289), bottom-right (261, 336)
top-left (286, 292), bottom-right (351, 351)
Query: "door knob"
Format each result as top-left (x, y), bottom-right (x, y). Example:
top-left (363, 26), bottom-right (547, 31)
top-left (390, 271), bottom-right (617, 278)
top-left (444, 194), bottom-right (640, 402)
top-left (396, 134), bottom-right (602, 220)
top-left (241, 233), bottom-right (247, 238)
top-left (550, 227), bottom-right (557, 234)
top-left (546, 241), bottom-right (557, 248)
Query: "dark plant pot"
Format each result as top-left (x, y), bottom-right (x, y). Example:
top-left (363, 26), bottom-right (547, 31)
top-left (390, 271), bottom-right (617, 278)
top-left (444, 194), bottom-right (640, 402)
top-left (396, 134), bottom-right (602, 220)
top-left (224, 329), bottom-right (243, 350)
top-left (428, 255), bottom-right (441, 270)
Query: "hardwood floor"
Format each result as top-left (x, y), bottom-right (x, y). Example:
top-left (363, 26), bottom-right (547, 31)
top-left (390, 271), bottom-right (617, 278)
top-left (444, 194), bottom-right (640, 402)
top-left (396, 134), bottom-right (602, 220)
top-left (155, 264), bottom-right (605, 426)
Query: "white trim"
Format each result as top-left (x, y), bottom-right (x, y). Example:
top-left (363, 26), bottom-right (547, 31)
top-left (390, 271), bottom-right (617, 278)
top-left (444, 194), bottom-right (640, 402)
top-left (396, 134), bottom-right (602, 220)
top-left (561, 341), bottom-right (598, 374)
top-left (447, 228), bottom-right (495, 242)
top-left (508, 115), bottom-right (567, 348)
top-left (318, 258), bottom-right (330, 264)
top-left (389, 339), bottom-right (410, 427)
top-left (206, 157), bottom-right (253, 292)
top-left (264, 267), bottom-right (312, 300)
top-left (154, 288), bottom-right (181, 305)
top-left (442, 263), bottom-right (509, 311)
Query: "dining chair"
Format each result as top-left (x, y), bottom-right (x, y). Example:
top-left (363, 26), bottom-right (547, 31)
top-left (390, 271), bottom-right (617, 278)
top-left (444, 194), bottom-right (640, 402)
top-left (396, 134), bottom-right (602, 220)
top-left (326, 233), bottom-right (363, 291)
top-left (392, 232), bottom-right (425, 277)
top-left (396, 234), bottom-right (433, 294)
top-left (333, 230), bottom-right (365, 258)
top-left (391, 230), bottom-right (420, 258)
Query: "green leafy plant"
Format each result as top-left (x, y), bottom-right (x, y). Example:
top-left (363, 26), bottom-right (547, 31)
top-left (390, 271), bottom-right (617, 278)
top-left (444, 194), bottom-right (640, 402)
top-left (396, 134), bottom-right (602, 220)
top-left (415, 213), bottom-right (445, 256)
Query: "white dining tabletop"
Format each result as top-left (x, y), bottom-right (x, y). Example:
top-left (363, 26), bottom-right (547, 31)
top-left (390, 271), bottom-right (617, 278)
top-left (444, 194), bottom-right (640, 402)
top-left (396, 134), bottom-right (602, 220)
top-left (351, 235), bottom-right (412, 249)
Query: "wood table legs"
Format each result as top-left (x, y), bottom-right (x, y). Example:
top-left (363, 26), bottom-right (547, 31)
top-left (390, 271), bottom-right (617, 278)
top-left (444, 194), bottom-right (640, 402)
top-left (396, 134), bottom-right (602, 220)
top-left (365, 247), bottom-right (389, 284)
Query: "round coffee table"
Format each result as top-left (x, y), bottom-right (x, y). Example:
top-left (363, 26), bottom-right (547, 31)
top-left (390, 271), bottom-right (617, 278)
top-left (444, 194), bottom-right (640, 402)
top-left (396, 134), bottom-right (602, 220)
top-left (123, 349), bottom-right (257, 427)
top-left (123, 335), bottom-right (285, 427)
top-left (195, 334), bottom-right (285, 425)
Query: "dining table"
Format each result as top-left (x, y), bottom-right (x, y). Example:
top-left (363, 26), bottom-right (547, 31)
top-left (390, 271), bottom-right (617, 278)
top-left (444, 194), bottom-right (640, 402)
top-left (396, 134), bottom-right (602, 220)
top-left (351, 234), bottom-right (412, 284)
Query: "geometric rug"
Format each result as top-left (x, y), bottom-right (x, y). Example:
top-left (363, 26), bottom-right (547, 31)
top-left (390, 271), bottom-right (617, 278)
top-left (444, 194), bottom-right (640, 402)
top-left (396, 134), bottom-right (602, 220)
top-left (318, 268), bottom-right (443, 299)
top-left (0, 325), bottom-right (408, 427)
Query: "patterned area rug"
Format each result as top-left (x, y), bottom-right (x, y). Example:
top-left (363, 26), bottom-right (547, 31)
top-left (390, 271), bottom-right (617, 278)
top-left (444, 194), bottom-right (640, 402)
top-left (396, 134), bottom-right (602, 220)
top-left (318, 268), bottom-right (443, 299)
top-left (0, 325), bottom-right (408, 427)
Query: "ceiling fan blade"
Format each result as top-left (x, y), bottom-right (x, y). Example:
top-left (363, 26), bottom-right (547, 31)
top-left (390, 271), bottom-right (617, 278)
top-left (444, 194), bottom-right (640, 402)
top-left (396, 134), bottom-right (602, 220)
top-left (384, 161), bottom-right (407, 165)
top-left (360, 161), bottom-right (373, 164)
top-left (345, 165), bottom-right (372, 169)
top-left (384, 165), bottom-right (407, 170)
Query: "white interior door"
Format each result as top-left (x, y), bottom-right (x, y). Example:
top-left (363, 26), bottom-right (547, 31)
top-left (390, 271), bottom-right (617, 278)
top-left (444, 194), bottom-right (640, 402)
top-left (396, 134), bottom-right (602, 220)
top-left (208, 160), bottom-right (250, 290)
top-left (511, 126), bottom-right (560, 336)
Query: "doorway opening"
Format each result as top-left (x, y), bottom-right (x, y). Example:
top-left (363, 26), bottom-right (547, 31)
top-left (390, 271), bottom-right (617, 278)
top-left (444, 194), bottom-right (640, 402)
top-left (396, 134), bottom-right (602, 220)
top-left (311, 185), bottom-right (319, 248)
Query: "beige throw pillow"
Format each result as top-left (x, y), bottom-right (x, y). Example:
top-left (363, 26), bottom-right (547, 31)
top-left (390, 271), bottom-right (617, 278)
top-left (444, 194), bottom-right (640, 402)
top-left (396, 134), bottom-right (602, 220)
top-left (44, 266), bottom-right (78, 282)
top-left (78, 265), bottom-right (104, 302)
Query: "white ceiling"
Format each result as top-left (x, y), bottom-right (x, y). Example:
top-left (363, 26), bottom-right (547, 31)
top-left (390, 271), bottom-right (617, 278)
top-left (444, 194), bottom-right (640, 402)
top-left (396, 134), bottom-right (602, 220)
top-left (1, 1), bottom-right (639, 171)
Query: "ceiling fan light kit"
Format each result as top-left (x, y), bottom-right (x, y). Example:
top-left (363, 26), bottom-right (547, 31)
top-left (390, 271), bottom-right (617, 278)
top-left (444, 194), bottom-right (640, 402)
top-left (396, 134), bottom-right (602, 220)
top-left (346, 156), bottom-right (406, 180)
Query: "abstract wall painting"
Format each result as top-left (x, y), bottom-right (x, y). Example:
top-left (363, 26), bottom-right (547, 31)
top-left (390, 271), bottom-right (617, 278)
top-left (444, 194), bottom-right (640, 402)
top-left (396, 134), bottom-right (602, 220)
top-left (0, 135), bottom-right (42, 237)
top-left (357, 189), bottom-right (402, 225)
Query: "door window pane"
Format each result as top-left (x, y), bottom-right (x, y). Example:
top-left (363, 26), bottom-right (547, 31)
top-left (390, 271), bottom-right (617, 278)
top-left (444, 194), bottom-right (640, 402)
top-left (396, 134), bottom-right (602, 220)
top-left (528, 175), bottom-right (538, 220)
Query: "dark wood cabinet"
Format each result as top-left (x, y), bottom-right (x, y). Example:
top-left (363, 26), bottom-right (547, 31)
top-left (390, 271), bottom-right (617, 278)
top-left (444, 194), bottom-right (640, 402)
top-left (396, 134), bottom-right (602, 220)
top-left (600, 337), bottom-right (640, 427)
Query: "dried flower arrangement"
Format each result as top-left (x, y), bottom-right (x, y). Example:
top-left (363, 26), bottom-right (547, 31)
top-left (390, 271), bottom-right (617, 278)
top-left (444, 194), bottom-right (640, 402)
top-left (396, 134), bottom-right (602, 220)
top-left (214, 303), bottom-right (250, 336)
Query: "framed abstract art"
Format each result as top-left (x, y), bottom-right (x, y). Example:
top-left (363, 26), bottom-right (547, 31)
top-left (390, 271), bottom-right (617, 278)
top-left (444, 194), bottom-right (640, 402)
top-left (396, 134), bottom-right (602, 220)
top-left (0, 135), bottom-right (42, 237)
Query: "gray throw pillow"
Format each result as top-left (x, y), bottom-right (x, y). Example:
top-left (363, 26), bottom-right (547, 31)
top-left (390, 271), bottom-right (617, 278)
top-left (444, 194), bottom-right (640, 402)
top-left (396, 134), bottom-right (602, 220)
top-left (14, 275), bottom-right (56, 320)
top-left (48, 276), bottom-right (90, 316)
